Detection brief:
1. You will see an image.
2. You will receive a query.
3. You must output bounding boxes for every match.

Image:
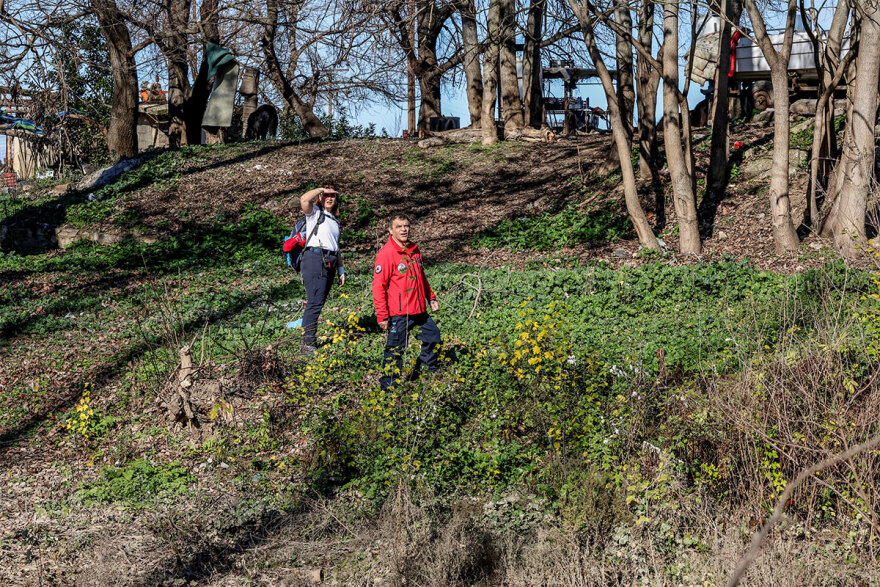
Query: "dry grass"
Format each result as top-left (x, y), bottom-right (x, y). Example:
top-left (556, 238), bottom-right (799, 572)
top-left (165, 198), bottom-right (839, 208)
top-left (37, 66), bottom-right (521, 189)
top-left (5, 447), bottom-right (870, 581)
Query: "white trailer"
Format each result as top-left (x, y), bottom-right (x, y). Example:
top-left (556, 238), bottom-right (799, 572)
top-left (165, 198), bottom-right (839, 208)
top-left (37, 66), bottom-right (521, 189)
top-left (690, 14), bottom-right (850, 114)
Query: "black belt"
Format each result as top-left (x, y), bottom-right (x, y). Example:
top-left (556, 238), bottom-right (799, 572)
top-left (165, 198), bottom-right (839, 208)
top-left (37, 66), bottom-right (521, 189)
top-left (305, 246), bottom-right (338, 255)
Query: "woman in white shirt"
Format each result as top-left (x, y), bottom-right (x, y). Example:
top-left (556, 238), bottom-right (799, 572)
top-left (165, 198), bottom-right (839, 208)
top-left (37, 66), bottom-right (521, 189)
top-left (299, 183), bottom-right (345, 354)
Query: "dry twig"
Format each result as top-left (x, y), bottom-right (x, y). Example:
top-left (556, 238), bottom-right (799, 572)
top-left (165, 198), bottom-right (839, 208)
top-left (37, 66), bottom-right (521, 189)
top-left (726, 432), bottom-right (880, 587)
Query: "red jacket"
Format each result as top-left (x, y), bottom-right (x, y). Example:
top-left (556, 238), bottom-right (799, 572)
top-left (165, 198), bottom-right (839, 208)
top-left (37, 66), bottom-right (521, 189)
top-left (372, 237), bottom-right (436, 322)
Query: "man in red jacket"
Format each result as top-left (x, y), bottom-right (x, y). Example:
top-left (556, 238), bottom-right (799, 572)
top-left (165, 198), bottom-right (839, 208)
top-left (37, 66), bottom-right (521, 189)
top-left (372, 213), bottom-right (441, 390)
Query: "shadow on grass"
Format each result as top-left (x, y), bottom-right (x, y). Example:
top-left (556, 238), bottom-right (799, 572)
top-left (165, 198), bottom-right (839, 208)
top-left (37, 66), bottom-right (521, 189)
top-left (0, 230), bottom-right (300, 450)
top-left (0, 207), bottom-right (288, 341)
top-left (0, 141), bottom-right (295, 255)
top-left (131, 505), bottom-right (299, 586)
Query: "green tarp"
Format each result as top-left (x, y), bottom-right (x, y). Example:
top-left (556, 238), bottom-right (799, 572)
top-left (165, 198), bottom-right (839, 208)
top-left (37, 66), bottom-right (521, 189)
top-left (205, 43), bottom-right (236, 81)
top-left (202, 43), bottom-right (239, 128)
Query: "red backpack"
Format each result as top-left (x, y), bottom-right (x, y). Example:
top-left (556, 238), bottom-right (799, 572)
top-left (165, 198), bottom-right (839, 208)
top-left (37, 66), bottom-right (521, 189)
top-left (283, 209), bottom-right (324, 272)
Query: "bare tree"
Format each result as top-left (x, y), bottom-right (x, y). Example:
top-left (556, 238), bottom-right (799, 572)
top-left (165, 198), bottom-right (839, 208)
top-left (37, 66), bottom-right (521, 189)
top-left (803, 0), bottom-right (850, 229)
top-left (614, 0), bottom-right (634, 149)
top-left (567, 0), bottom-right (659, 249)
top-left (742, 0), bottom-right (800, 252)
top-left (128, 0), bottom-right (220, 146)
top-left (635, 0), bottom-right (660, 186)
top-left (258, 0), bottom-right (330, 137)
top-left (498, 0), bottom-right (524, 133)
top-left (705, 0), bottom-right (743, 198)
top-left (822, 0), bottom-right (879, 257)
top-left (522, 0), bottom-right (545, 128)
top-left (186, 0), bottom-right (221, 145)
top-left (156, 0), bottom-right (191, 146)
top-left (481, 0), bottom-right (501, 144)
top-left (592, 0), bottom-right (701, 252)
top-left (457, 0), bottom-right (483, 127)
top-left (386, 0), bottom-right (464, 133)
top-left (0, 0), bottom-right (148, 160)
top-left (661, 0), bottom-right (700, 254)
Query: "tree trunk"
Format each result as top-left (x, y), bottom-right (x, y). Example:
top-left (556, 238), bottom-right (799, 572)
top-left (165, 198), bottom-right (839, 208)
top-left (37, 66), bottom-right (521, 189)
top-left (92, 0), bottom-right (138, 159)
top-left (603, 0), bottom-right (636, 173)
top-left (825, 6), bottom-right (880, 257)
top-left (706, 0), bottom-right (743, 195)
top-left (806, 0), bottom-right (848, 227)
top-left (568, 0), bottom-right (659, 250)
top-left (200, 0), bottom-right (220, 43)
top-left (522, 0), bottom-right (545, 128)
top-left (418, 74), bottom-right (442, 131)
top-left (823, 52), bottom-right (860, 227)
top-left (289, 91), bottom-right (330, 138)
top-left (662, 1), bottom-right (701, 254)
top-left (615, 0), bottom-right (635, 147)
top-left (412, 0), bottom-right (454, 133)
top-left (458, 0), bottom-right (483, 127)
top-left (167, 70), bottom-right (189, 147)
top-left (767, 66), bottom-right (800, 251)
top-left (744, 0), bottom-right (799, 252)
top-left (481, 0), bottom-right (501, 145)
top-left (636, 0), bottom-right (659, 184)
top-left (164, 0), bottom-right (192, 147)
top-left (388, 0), bottom-right (455, 134)
top-left (499, 0), bottom-right (524, 133)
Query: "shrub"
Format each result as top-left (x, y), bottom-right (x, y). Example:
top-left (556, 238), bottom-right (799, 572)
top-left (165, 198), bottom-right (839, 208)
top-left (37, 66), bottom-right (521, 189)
top-left (61, 384), bottom-right (115, 441)
top-left (298, 302), bottom-right (618, 499)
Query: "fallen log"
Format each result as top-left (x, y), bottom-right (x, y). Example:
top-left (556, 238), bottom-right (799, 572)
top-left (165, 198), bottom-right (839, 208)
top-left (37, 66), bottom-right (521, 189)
top-left (417, 127), bottom-right (484, 148)
top-left (503, 126), bottom-right (555, 144)
top-left (417, 125), bottom-right (554, 148)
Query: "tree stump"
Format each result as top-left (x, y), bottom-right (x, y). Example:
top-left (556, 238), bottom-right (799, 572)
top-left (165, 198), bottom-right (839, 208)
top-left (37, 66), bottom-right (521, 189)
top-left (155, 346), bottom-right (233, 440)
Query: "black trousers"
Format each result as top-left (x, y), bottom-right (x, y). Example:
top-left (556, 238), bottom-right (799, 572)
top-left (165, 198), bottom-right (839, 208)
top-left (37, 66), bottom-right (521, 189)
top-left (380, 313), bottom-right (442, 390)
top-left (301, 249), bottom-right (337, 346)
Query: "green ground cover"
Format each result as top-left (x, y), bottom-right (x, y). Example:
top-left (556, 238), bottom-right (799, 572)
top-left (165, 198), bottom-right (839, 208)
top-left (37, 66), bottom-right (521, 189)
top-left (2, 147), bottom-right (879, 583)
top-left (2, 205), bottom-right (871, 508)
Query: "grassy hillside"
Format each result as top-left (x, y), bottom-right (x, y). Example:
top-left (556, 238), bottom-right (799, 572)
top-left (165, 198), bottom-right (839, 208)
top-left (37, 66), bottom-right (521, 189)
top-left (1, 134), bottom-right (879, 585)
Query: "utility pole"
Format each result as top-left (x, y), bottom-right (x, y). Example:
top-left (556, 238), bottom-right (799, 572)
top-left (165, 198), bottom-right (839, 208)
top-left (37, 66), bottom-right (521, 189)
top-left (329, 77), bottom-right (334, 128)
top-left (407, 0), bottom-right (416, 134)
top-left (240, 68), bottom-right (259, 137)
top-left (327, 68), bottom-right (347, 130)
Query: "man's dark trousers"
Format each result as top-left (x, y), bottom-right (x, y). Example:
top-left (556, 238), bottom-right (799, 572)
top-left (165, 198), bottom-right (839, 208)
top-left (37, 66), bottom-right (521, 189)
top-left (301, 249), bottom-right (337, 347)
top-left (380, 313), bottom-right (441, 390)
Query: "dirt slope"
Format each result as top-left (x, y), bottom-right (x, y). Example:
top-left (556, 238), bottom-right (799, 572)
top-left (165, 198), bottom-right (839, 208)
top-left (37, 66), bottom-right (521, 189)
top-left (88, 122), bottom-right (834, 273)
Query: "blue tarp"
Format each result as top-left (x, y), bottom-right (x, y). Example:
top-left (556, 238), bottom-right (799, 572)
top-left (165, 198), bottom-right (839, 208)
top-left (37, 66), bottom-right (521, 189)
top-left (0, 110), bottom-right (44, 135)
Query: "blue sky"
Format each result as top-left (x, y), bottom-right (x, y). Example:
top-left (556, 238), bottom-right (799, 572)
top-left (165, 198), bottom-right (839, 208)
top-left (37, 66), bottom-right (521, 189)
top-left (353, 74), bottom-right (709, 135)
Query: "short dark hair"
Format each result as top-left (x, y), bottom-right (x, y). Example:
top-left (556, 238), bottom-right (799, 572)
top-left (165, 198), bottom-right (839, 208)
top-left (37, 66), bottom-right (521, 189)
top-left (388, 212), bottom-right (412, 229)
top-left (319, 182), bottom-right (339, 215)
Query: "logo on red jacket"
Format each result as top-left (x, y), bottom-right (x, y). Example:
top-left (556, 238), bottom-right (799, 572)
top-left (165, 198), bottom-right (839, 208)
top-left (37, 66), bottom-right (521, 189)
top-left (397, 262), bottom-right (407, 273)
top-left (375, 265), bottom-right (382, 273)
